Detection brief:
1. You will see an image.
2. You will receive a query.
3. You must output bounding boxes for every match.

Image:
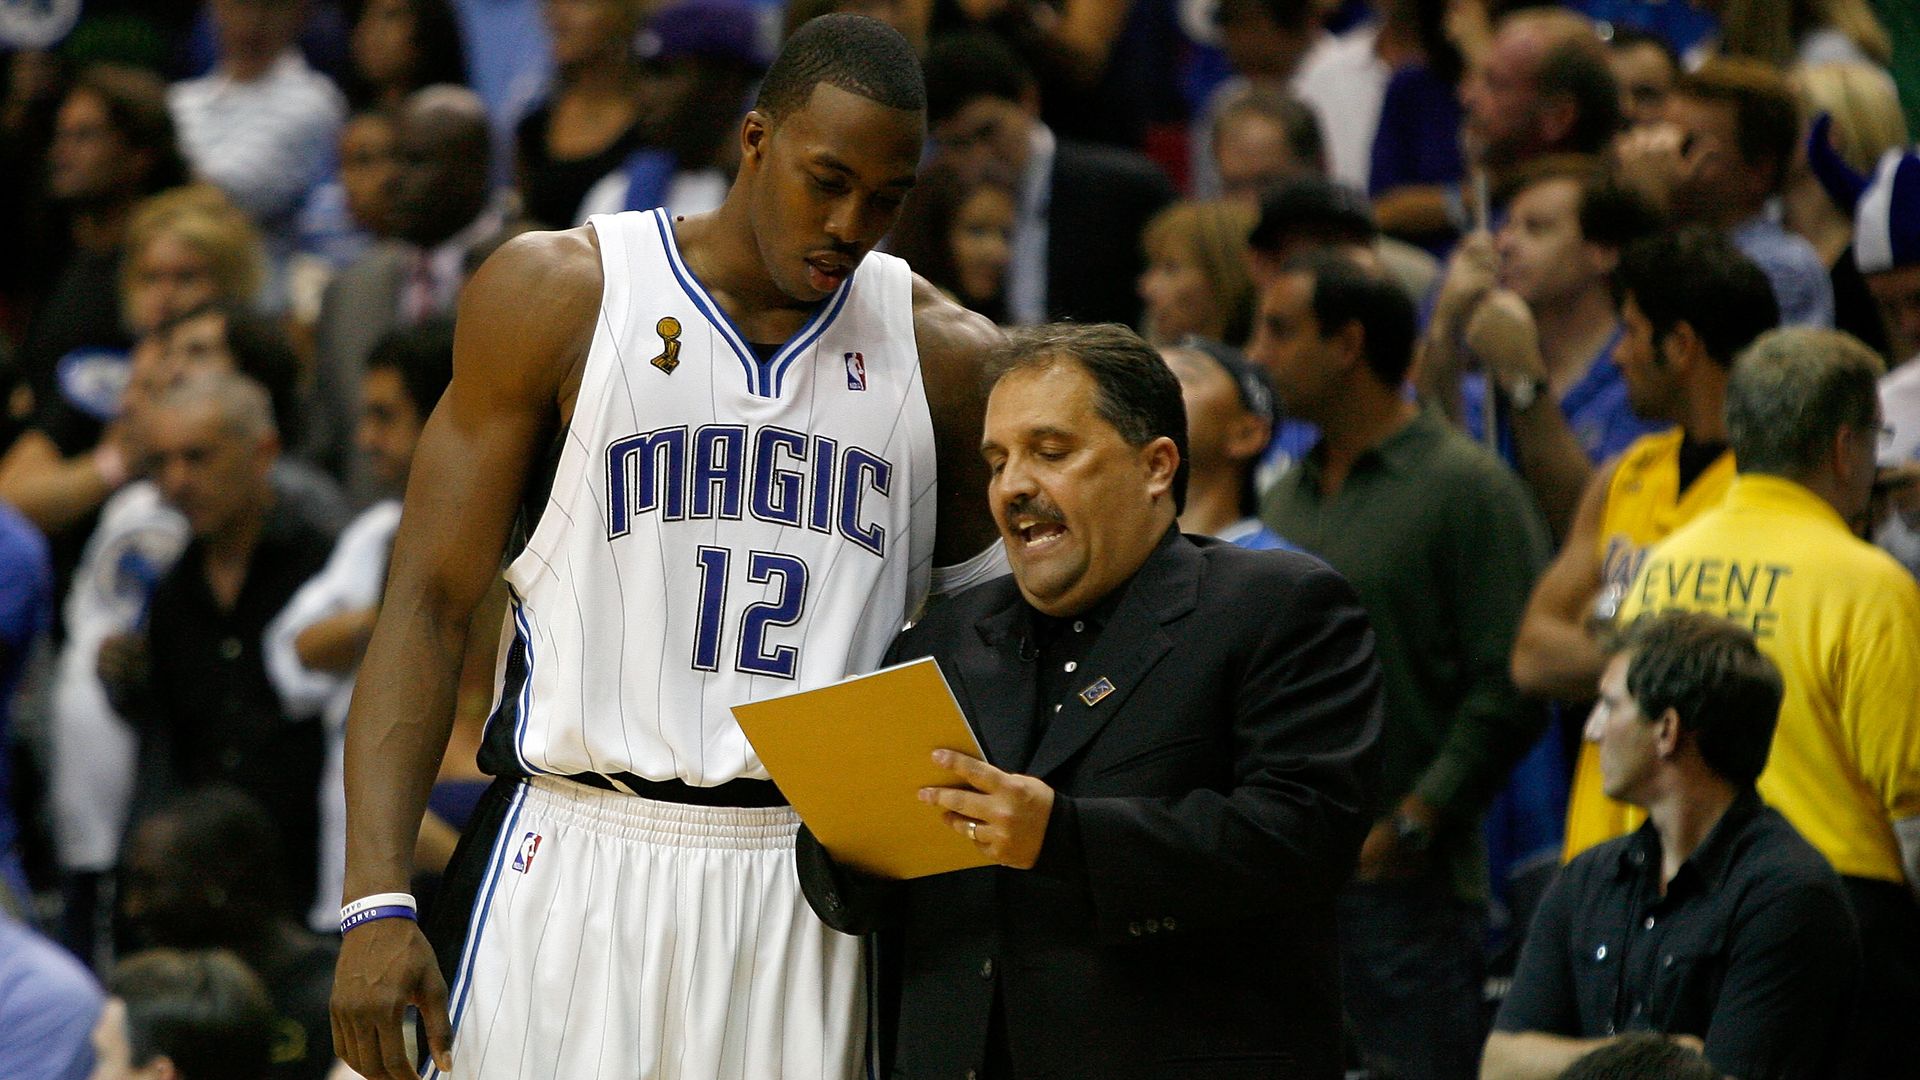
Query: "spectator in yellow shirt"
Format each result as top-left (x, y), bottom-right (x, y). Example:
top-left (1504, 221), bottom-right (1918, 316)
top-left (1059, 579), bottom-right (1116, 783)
top-left (1616, 327), bottom-right (1920, 1078)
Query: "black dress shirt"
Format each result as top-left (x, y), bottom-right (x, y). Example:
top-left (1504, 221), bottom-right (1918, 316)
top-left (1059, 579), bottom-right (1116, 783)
top-left (146, 487), bottom-right (338, 912)
top-left (1495, 789), bottom-right (1860, 1080)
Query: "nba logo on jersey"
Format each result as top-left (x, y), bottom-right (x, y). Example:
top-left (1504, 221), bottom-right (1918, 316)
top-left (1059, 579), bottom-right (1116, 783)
top-left (844, 351), bottom-right (866, 391)
top-left (512, 832), bottom-right (543, 873)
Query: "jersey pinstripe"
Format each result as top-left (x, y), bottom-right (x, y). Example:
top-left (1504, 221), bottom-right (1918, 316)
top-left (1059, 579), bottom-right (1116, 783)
top-left (482, 208), bottom-right (937, 787)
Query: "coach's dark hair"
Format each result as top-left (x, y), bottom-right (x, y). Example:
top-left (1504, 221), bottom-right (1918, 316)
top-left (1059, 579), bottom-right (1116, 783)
top-left (1725, 327), bottom-right (1884, 479)
top-left (1559, 1032), bottom-right (1720, 1080)
top-left (754, 13), bottom-right (924, 121)
top-left (1614, 227), bottom-right (1778, 369)
top-left (990, 323), bottom-right (1189, 513)
top-left (366, 317), bottom-right (456, 420)
top-left (1286, 250), bottom-right (1417, 388)
top-left (1609, 611), bottom-right (1784, 787)
top-left (924, 30), bottom-right (1033, 128)
top-left (111, 948), bottom-right (277, 1080)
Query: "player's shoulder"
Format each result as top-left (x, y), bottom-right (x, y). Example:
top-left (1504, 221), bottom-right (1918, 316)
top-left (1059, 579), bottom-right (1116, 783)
top-left (909, 272), bottom-right (1002, 359)
top-left (465, 224), bottom-right (603, 311)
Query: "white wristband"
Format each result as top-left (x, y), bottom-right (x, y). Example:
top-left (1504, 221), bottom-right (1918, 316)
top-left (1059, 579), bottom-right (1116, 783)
top-left (341, 892), bottom-right (417, 923)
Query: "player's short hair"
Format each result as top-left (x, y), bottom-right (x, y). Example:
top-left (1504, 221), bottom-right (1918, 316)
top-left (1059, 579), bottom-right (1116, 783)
top-left (990, 323), bottom-right (1190, 513)
top-left (366, 317), bottom-right (456, 420)
top-left (1613, 227), bottom-right (1778, 369)
top-left (1725, 327), bottom-right (1884, 479)
top-left (111, 948), bottom-right (278, 1080)
top-left (1609, 611), bottom-right (1784, 788)
top-left (754, 13), bottom-right (924, 121)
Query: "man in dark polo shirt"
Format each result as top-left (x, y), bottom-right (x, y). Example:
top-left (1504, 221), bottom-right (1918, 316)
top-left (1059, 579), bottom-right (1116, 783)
top-left (137, 370), bottom-right (338, 918)
top-left (1252, 250), bottom-right (1550, 1080)
top-left (1483, 612), bottom-right (1858, 1080)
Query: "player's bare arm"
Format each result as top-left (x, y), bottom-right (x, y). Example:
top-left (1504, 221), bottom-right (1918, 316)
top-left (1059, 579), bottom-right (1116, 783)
top-left (1510, 455), bottom-right (1617, 700)
top-left (331, 226), bottom-right (601, 1080)
top-left (912, 272), bottom-right (1005, 567)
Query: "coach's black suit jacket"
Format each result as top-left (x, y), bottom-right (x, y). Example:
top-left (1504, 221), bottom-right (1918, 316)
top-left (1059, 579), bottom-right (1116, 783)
top-left (798, 531), bottom-right (1383, 1080)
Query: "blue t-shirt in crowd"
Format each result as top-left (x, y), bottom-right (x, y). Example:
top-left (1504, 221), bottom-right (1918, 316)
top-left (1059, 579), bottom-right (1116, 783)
top-left (0, 913), bottom-right (101, 1080)
top-left (1458, 326), bottom-right (1666, 468)
top-left (1218, 517), bottom-right (1305, 553)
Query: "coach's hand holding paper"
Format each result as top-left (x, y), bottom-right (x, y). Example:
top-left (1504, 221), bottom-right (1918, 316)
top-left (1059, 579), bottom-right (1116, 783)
top-left (920, 749), bottom-right (1055, 870)
top-left (730, 657), bottom-right (998, 878)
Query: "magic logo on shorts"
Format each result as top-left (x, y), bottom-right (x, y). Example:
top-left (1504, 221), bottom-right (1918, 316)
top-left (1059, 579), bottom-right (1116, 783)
top-left (512, 832), bottom-right (542, 873)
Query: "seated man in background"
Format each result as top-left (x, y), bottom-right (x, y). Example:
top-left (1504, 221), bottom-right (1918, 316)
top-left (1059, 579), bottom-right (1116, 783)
top-left (89, 948), bottom-right (277, 1080)
top-left (1610, 327), bottom-right (1920, 1078)
top-left (1485, 612), bottom-right (1859, 1080)
top-left (132, 372), bottom-right (340, 918)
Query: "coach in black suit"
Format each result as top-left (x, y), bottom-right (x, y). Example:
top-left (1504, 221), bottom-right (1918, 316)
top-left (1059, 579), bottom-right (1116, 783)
top-left (797, 323), bottom-right (1383, 1080)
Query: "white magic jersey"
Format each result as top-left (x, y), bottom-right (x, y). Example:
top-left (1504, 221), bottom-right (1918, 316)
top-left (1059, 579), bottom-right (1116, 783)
top-left (486, 208), bottom-right (936, 787)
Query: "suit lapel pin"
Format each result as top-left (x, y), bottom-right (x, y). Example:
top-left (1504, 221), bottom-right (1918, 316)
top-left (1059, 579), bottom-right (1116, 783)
top-left (1078, 677), bottom-right (1115, 706)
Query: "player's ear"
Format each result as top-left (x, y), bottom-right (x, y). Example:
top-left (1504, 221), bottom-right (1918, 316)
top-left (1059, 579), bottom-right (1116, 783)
top-left (1141, 436), bottom-right (1179, 500)
top-left (740, 110), bottom-right (772, 167)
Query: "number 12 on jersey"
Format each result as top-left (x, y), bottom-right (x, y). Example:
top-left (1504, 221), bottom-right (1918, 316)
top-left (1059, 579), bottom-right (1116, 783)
top-left (692, 546), bottom-right (810, 678)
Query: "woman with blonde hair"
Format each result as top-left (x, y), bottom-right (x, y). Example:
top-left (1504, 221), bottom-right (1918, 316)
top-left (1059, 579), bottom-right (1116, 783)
top-left (121, 185), bottom-right (266, 336)
top-left (1137, 199), bottom-right (1259, 347)
top-left (0, 185), bottom-right (265, 537)
top-left (1786, 62), bottom-right (1908, 356)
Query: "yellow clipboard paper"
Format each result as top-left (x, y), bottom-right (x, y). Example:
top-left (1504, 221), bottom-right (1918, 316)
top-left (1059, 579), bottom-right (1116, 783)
top-left (731, 656), bottom-right (996, 880)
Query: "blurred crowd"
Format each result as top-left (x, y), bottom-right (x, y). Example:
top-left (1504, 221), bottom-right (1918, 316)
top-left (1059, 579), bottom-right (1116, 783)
top-left (1, 0), bottom-right (1917, 1078)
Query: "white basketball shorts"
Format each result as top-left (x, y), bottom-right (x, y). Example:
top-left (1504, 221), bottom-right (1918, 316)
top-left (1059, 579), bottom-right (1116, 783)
top-left (429, 776), bottom-right (867, 1080)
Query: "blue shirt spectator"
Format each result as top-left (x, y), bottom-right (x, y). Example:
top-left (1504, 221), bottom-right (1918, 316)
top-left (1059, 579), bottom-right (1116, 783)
top-left (1459, 328), bottom-right (1666, 467)
top-left (0, 911), bottom-right (101, 1080)
top-left (1733, 215), bottom-right (1837, 328)
top-left (0, 499), bottom-right (52, 907)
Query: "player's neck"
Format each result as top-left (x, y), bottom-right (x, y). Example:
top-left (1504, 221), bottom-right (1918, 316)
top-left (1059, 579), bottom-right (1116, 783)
top-left (676, 201), bottom-right (821, 329)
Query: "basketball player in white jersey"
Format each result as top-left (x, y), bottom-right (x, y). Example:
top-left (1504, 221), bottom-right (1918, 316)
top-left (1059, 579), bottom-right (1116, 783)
top-left (329, 15), bottom-right (1002, 1080)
